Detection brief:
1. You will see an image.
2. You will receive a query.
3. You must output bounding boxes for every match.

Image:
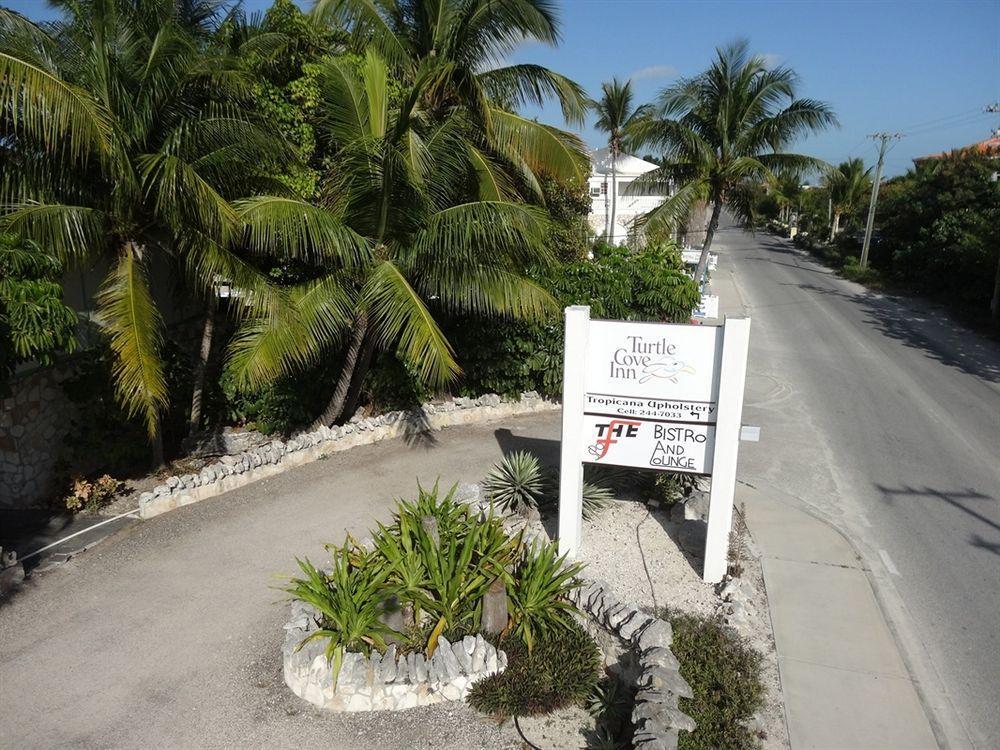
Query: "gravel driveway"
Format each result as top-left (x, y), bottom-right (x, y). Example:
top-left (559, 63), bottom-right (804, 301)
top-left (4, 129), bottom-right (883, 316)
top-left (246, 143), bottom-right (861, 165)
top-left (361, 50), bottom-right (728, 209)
top-left (0, 414), bottom-right (563, 749)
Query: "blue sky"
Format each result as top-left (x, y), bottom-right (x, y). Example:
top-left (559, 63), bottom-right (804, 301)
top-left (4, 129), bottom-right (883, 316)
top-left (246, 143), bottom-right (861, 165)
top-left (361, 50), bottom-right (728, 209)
top-left (8, 0), bottom-right (999, 176)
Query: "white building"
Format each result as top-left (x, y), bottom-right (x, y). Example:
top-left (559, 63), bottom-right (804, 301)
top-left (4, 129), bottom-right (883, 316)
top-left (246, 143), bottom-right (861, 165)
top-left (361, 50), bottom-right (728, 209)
top-left (587, 148), bottom-right (668, 245)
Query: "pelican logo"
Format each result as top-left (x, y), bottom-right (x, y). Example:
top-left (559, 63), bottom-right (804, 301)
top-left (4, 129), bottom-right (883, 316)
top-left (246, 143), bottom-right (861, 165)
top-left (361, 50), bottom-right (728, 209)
top-left (608, 335), bottom-right (696, 383)
top-left (640, 357), bottom-right (696, 384)
top-left (588, 419), bottom-right (641, 460)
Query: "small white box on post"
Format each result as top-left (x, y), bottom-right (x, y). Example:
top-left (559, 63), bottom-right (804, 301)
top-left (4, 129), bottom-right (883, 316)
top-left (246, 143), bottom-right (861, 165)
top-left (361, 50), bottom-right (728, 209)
top-left (557, 306), bottom-right (590, 558)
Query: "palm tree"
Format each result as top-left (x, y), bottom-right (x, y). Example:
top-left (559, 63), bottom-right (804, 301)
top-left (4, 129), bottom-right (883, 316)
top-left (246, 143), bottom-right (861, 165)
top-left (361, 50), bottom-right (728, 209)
top-left (0, 1), bottom-right (308, 462)
top-left (630, 40), bottom-right (837, 282)
top-left (592, 77), bottom-right (645, 244)
top-left (225, 48), bottom-right (574, 429)
top-left (228, 0), bottom-right (589, 427)
top-left (768, 172), bottom-right (804, 226)
top-left (823, 158), bottom-right (871, 242)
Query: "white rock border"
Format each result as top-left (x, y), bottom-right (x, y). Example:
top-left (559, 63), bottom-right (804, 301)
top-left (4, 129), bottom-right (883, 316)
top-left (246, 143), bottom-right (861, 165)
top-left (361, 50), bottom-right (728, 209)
top-left (570, 580), bottom-right (696, 750)
top-left (282, 600), bottom-right (508, 712)
top-left (139, 392), bottom-right (556, 519)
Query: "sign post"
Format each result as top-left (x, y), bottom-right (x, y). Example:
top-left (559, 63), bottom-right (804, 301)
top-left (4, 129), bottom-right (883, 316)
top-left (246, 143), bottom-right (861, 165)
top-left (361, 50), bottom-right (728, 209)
top-left (556, 307), bottom-right (751, 583)
top-left (557, 306), bottom-right (590, 556)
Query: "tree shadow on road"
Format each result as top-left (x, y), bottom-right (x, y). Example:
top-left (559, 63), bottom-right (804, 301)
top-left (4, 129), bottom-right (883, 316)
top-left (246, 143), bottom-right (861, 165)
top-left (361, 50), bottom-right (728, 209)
top-left (786, 282), bottom-right (1000, 383)
top-left (875, 483), bottom-right (1000, 557)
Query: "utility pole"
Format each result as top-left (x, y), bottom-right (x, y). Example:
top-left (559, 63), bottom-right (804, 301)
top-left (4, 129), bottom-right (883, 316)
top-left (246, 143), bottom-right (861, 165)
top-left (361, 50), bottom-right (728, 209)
top-left (860, 132), bottom-right (903, 268)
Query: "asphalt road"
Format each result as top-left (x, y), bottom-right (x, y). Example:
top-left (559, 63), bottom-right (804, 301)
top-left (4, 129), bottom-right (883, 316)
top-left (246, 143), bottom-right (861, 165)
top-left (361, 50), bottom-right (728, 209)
top-left (716, 220), bottom-right (1000, 748)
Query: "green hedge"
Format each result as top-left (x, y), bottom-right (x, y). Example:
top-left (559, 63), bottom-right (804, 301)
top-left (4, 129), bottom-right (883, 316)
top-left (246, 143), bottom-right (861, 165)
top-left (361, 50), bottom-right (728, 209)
top-left (447, 242), bottom-right (701, 397)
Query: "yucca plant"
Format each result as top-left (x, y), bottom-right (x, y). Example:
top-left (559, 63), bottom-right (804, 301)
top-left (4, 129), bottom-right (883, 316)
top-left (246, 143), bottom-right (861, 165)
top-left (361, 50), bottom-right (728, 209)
top-left (507, 540), bottom-right (584, 652)
top-left (582, 481), bottom-right (616, 521)
top-left (483, 451), bottom-right (551, 514)
top-left (285, 541), bottom-right (400, 688)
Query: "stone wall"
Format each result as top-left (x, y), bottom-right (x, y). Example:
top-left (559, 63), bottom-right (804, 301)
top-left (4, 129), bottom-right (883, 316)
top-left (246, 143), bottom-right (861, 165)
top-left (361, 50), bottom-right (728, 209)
top-left (138, 392), bottom-right (559, 520)
top-left (0, 366), bottom-right (76, 508)
top-left (571, 580), bottom-right (696, 750)
top-left (283, 600), bottom-right (507, 712)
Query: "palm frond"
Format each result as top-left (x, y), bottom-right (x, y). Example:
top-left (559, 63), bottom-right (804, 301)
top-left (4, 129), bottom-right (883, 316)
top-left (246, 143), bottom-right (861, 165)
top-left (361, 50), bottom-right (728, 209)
top-left (478, 63), bottom-right (587, 126)
top-left (225, 275), bottom-right (352, 391)
top-left (95, 250), bottom-right (167, 439)
top-left (0, 51), bottom-right (116, 166)
top-left (362, 260), bottom-right (459, 387)
top-left (489, 108), bottom-right (587, 182)
top-left (1, 202), bottom-right (109, 263)
top-left (235, 196), bottom-right (370, 266)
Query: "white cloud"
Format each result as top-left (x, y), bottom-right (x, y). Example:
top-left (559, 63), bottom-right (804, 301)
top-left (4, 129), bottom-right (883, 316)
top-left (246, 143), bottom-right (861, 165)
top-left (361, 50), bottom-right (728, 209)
top-left (760, 53), bottom-right (783, 70)
top-left (630, 64), bottom-right (678, 82)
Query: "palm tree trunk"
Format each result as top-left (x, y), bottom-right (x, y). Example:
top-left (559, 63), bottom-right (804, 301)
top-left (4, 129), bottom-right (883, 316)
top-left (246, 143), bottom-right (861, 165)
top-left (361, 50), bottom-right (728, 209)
top-left (340, 333), bottom-right (378, 424)
top-left (695, 198), bottom-right (723, 284)
top-left (829, 212), bottom-right (841, 243)
top-left (311, 313), bottom-right (369, 429)
top-left (187, 294), bottom-right (218, 437)
top-left (151, 421), bottom-right (165, 469)
top-left (609, 153), bottom-right (618, 244)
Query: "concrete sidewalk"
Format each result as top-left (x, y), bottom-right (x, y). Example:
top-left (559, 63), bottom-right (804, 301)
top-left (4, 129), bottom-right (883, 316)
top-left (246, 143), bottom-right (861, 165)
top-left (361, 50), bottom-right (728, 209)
top-left (739, 480), bottom-right (939, 749)
top-left (706, 246), bottom-right (946, 748)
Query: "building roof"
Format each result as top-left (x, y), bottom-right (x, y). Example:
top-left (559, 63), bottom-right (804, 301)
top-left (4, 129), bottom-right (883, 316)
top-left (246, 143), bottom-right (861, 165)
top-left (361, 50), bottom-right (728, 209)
top-left (913, 133), bottom-right (1000, 163)
top-left (590, 147), bottom-right (660, 177)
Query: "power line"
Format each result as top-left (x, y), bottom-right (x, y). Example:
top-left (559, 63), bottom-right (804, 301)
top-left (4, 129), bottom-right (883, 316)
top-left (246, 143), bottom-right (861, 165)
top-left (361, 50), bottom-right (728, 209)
top-left (896, 107), bottom-right (984, 133)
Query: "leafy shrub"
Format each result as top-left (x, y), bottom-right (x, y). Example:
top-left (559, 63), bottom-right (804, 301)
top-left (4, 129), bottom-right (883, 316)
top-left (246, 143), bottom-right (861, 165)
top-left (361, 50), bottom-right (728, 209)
top-left (63, 474), bottom-right (123, 513)
top-left (447, 241), bottom-right (701, 398)
top-left (665, 610), bottom-right (765, 750)
top-left (285, 541), bottom-right (399, 688)
top-left (841, 256), bottom-right (885, 288)
top-left (467, 618), bottom-right (601, 719)
top-left (507, 541), bottom-right (583, 651)
top-left (0, 234), bottom-right (77, 393)
top-left (483, 451), bottom-right (550, 514)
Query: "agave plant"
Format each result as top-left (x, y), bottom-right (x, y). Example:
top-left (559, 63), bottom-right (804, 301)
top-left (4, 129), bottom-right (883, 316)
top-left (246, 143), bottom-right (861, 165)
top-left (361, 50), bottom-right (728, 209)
top-left (285, 542), bottom-right (400, 688)
top-left (483, 451), bottom-right (552, 514)
top-left (507, 540), bottom-right (584, 652)
top-left (581, 481), bottom-right (616, 521)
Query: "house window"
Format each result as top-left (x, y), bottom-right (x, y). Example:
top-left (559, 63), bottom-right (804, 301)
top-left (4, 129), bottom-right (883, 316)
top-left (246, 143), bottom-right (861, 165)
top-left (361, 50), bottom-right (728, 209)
top-left (590, 186), bottom-right (601, 197)
top-left (601, 182), bottom-right (608, 195)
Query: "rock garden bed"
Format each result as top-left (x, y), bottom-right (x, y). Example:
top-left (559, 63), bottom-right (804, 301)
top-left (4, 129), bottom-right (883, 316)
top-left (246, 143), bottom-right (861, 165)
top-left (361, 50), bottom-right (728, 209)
top-left (277, 452), bottom-right (788, 750)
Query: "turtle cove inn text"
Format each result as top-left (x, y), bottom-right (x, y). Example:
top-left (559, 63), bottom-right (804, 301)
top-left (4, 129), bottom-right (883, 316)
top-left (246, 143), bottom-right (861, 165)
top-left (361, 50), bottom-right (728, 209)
top-left (608, 335), bottom-right (688, 381)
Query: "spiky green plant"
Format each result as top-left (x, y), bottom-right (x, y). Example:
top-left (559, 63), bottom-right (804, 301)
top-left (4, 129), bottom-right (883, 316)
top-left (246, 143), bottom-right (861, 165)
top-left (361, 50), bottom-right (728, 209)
top-left (285, 541), bottom-right (400, 688)
top-left (582, 481), bottom-right (615, 521)
top-left (483, 451), bottom-right (551, 514)
top-left (372, 483), bottom-right (520, 655)
top-left (507, 540), bottom-right (584, 652)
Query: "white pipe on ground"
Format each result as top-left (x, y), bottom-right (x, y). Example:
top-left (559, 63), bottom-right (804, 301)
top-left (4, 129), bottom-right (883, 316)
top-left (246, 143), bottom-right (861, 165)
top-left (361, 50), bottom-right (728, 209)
top-left (18, 509), bottom-right (141, 562)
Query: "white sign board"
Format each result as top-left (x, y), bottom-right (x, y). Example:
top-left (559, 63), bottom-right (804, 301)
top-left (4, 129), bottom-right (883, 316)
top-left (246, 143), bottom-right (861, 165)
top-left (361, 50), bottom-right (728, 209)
top-left (681, 249), bottom-right (718, 270)
top-left (581, 414), bottom-right (716, 473)
top-left (693, 294), bottom-right (720, 320)
top-left (558, 307), bottom-right (751, 583)
top-left (578, 319), bottom-right (723, 474)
